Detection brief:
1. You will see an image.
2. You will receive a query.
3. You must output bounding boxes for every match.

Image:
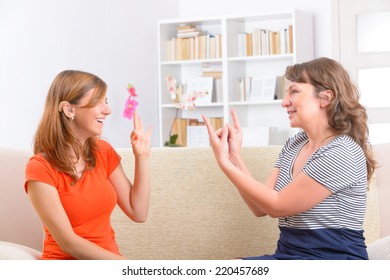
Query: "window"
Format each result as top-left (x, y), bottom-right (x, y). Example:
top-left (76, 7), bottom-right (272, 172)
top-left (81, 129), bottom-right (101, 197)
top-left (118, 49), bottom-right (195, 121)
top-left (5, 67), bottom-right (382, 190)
top-left (358, 67), bottom-right (390, 108)
top-left (357, 12), bottom-right (390, 53)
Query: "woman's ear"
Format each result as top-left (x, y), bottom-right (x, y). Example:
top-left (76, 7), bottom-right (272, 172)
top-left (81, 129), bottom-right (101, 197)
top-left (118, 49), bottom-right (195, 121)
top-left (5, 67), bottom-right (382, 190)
top-left (319, 90), bottom-right (334, 107)
top-left (59, 101), bottom-right (75, 119)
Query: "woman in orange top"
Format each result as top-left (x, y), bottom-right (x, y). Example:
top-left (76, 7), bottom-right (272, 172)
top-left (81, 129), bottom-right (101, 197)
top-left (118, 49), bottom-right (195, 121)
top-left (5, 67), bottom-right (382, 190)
top-left (24, 70), bottom-right (151, 259)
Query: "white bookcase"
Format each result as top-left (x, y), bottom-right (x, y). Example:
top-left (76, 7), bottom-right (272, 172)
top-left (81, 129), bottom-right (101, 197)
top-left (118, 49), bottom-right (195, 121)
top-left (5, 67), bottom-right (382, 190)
top-left (157, 9), bottom-right (313, 147)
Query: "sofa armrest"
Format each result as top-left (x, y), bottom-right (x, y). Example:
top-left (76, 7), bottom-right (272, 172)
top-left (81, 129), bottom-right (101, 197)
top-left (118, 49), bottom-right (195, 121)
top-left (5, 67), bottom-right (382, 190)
top-left (367, 235), bottom-right (390, 260)
top-left (0, 241), bottom-right (41, 260)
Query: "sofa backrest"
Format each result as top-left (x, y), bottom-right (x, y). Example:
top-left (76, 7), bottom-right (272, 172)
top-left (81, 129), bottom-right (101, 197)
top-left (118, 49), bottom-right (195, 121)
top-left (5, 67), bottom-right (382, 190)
top-left (113, 146), bottom-right (282, 259)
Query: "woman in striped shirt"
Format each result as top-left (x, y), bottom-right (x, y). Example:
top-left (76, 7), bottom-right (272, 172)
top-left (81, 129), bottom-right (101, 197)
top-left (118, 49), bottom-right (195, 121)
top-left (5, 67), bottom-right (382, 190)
top-left (202, 57), bottom-right (377, 259)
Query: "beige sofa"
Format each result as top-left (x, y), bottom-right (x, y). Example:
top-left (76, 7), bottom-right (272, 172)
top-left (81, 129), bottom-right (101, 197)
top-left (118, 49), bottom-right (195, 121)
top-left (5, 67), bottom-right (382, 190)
top-left (1, 144), bottom-right (389, 260)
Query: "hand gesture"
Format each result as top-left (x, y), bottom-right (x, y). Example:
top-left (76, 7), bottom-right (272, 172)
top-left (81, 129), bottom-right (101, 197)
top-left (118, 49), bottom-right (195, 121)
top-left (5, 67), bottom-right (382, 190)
top-left (202, 114), bottom-right (230, 165)
top-left (130, 112), bottom-right (152, 159)
top-left (226, 109), bottom-right (243, 158)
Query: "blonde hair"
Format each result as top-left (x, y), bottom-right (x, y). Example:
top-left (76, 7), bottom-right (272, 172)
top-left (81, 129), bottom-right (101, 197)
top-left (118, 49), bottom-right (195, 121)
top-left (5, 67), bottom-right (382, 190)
top-left (33, 70), bottom-right (107, 184)
top-left (285, 57), bottom-right (376, 180)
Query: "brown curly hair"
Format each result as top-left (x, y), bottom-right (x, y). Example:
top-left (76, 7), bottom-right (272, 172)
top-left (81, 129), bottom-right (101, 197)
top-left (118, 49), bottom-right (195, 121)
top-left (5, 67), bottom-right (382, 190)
top-left (285, 57), bottom-right (376, 181)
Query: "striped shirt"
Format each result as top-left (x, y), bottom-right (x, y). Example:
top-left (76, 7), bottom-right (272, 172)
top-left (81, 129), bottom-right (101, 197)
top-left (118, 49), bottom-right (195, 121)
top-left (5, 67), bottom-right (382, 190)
top-left (274, 132), bottom-right (368, 231)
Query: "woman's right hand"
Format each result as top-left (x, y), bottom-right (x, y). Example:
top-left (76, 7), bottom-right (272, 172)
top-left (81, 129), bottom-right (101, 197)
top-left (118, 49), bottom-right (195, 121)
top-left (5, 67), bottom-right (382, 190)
top-left (130, 112), bottom-right (152, 159)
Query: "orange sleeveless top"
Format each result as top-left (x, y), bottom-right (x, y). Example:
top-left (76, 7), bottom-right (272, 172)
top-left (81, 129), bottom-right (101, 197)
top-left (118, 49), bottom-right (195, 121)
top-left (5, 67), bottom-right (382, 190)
top-left (25, 139), bottom-right (121, 259)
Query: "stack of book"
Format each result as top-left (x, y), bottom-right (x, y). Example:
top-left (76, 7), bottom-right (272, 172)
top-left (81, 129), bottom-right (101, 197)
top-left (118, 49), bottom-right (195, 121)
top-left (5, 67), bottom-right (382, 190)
top-left (176, 25), bottom-right (203, 38)
top-left (166, 25), bottom-right (222, 61)
top-left (238, 25), bottom-right (293, 57)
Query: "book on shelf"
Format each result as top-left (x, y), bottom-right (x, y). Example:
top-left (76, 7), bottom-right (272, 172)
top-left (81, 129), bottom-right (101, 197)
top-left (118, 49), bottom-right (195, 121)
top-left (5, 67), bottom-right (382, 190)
top-left (279, 28), bottom-right (287, 54)
top-left (274, 31), bottom-right (281, 55)
top-left (239, 76), bottom-right (252, 101)
top-left (268, 31), bottom-right (280, 55)
top-left (209, 117), bottom-right (223, 131)
top-left (275, 75), bottom-right (287, 100)
top-left (209, 36), bottom-right (216, 59)
top-left (215, 34), bottom-right (222, 59)
top-left (260, 29), bottom-right (269, 55)
top-left (213, 79), bottom-right (223, 103)
top-left (171, 118), bottom-right (188, 146)
top-left (202, 64), bottom-right (223, 103)
top-left (246, 33), bottom-right (253, 56)
top-left (288, 25), bottom-right (293, 53)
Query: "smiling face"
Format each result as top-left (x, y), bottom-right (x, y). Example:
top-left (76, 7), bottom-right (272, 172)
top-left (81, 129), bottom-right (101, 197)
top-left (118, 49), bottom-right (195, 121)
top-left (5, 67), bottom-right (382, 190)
top-left (69, 88), bottom-right (111, 143)
top-left (282, 81), bottom-right (324, 130)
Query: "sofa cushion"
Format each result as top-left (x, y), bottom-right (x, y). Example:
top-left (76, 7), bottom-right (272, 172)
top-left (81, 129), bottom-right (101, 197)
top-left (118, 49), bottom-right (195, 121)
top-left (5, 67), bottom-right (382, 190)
top-left (367, 235), bottom-right (390, 260)
top-left (0, 241), bottom-right (41, 260)
top-left (372, 142), bottom-right (390, 237)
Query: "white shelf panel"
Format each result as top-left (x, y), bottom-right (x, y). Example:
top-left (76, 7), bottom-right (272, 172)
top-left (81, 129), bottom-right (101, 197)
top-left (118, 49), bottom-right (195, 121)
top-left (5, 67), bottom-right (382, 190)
top-left (229, 100), bottom-right (283, 106)
top-left (162, 103), bottom-right (224, 108)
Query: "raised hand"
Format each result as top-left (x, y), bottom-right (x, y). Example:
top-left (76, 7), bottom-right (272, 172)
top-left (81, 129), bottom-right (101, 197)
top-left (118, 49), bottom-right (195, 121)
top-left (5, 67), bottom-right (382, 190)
top-left (202, 114), bottom-right (230, 165)
top-left (226, 109), bottom-right (243, 157)
top-left (130, 112), bottom-right (152, 158)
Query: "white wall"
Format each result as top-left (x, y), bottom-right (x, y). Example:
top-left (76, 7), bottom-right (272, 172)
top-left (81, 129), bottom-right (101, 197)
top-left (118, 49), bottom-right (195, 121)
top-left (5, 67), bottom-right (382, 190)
top-left (0, 0), bottom-right (334, 149)
top-left (0, 0), bottom-right (179, 149)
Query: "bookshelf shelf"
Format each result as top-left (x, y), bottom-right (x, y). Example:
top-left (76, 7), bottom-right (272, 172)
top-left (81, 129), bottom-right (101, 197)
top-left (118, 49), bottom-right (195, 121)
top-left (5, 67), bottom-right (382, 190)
top-left (228, 53), bottom-right (293, 62)
top-left (157, 9), bottom-right (313, 147)
top-left (162, 103), bottom-right (224, 108)
top-left (229, 100), bottom-right (283, 106)
top-left (161, 58), bottom-right (223, 65)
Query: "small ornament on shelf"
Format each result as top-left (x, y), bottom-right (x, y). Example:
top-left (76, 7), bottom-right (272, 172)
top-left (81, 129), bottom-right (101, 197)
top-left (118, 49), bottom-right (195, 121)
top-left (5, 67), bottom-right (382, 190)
top-left (123, 83), bottom-right (138, 120)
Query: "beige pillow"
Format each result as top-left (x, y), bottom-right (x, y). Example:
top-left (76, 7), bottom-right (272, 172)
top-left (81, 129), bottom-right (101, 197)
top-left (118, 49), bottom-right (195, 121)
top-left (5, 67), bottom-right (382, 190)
top-left (0, 241), bottom-right (41, 260)
top-left (367, 235), bottom-right (390, 260)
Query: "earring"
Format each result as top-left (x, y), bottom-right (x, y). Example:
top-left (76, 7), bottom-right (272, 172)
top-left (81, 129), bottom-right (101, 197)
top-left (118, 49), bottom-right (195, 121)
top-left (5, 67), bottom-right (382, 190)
top-left (71, 116), bottom-right (75, 120)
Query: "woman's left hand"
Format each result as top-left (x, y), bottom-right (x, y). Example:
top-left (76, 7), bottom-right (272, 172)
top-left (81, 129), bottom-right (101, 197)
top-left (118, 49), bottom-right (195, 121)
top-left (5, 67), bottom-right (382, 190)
top-left (227, 109), bottom-right (243, 158)
top-left (130, 112), bottom-right (152, 158)
top-left (202, 114), bottom-right (230, 166)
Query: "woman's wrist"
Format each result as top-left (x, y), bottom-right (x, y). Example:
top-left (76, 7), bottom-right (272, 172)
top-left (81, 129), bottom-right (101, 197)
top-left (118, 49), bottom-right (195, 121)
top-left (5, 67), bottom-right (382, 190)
top-left (134, 155), bottom-right (150, 164)
top-left (229, 151), bottom-right (241, 166)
